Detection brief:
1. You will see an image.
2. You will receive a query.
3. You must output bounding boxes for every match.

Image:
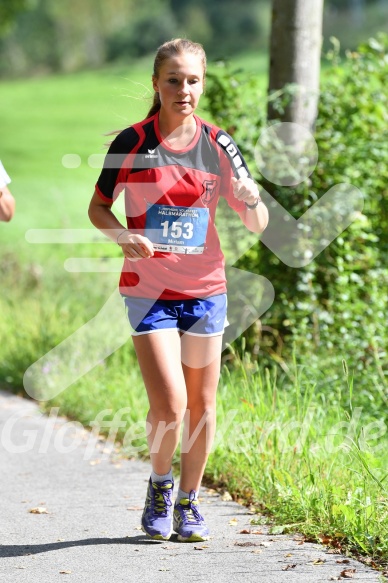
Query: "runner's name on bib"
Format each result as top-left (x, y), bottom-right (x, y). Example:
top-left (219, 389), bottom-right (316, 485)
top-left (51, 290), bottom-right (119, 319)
top-left (145, 203), bottom-right (209, 254)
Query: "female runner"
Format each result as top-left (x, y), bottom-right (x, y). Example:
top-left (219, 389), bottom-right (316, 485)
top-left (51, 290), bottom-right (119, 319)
top-left (89, 38), bottom-right (268, 542)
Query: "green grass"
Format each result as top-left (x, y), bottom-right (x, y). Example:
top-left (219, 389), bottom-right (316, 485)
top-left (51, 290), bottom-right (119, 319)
top-left (210, 347), bottom-right (388, 563)
top-left (0, 53), bottom-right (387, 570)
top-left (0, 61), bottom-right (152, 251)
top-left (209, 50), bottom-right (269, 85)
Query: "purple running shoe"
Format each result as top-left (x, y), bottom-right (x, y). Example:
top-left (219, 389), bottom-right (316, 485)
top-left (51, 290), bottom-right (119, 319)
top-left (173, 490), bottom-right (209, 542)
top-left (141, 477), bottom-right (174, 540)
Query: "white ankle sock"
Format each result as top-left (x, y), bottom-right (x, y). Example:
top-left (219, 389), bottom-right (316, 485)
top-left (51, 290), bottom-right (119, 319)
top-left (151, 469), bottom-right (173, 483)
top-left (177, 488), bottom-right (197, 503)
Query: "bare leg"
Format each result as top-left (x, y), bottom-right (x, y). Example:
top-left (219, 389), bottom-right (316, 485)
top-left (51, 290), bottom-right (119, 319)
top-left (179, 334), bottom-right (222, 492)
top-left (132, 330), bottom-right (187, 475)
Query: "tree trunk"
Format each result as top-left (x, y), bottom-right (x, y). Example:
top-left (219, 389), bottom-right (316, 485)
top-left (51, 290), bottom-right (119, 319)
top-left (267, 0), bottom-right (324, 131)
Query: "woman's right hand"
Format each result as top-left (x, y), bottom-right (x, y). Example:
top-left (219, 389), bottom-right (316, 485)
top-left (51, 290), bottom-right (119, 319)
top-left (117, 231), bottom-right (154, 261)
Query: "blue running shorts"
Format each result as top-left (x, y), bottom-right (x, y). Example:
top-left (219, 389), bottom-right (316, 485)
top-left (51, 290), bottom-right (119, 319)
top-left (123, 294), bottom-right (227, 336)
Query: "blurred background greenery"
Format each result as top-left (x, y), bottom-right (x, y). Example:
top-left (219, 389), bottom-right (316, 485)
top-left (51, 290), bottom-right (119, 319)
top-left (0, 0), bottom-right (387, 77)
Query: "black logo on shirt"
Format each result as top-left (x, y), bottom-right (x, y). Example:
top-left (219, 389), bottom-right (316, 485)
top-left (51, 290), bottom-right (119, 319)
top-left (201, 180), bottom-right (218, 204)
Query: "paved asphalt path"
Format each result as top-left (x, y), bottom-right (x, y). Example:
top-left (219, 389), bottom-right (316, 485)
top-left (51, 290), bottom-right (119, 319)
top-left (0, 389), bottom-right (381, 583)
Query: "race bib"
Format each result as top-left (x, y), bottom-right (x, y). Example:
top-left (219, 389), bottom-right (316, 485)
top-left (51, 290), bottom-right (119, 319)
top-left (145, 203), bottom-right (209, 254)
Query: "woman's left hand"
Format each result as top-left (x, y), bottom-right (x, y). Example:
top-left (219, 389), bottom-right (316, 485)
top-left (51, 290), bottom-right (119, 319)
top-left (231, 176), bottom-right (261, 206)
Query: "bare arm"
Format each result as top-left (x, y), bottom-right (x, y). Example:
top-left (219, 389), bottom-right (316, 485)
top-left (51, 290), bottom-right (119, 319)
top-left (232, 177), bottom-right (269, 234)
top-left (0, 186), bottom-right (15, 222)
top-left (88, 190), bottom-right (154, 260)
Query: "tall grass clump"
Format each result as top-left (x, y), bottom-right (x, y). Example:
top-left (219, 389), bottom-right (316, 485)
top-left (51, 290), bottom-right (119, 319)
top-left (207, 344), bottom-right (388, 564)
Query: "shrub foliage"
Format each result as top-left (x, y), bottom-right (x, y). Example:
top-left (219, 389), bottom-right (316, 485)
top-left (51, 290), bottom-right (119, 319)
top-left (205, 35), bottom-right (388, 398)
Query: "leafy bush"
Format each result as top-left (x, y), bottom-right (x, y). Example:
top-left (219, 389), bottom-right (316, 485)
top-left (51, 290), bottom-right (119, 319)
top-left (205, 35), bottom-right (388, 398)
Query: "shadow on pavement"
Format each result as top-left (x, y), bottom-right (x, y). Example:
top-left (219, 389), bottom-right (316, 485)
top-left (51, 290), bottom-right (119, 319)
top-left (0, 534), bottom-right (184, 557)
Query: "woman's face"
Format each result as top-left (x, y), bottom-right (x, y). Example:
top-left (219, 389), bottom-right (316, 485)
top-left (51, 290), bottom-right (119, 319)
top-left (152, 53), bottom-right (204, 120)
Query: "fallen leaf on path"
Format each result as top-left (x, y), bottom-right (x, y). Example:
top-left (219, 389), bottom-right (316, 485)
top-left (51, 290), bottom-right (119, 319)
top-left (282, 564), bottom-right (297, 571)
top-left (57, 538), bottom-right (65, 542)
top-left (312, 558), bottom-right (326, 565)
top-left (318, 532), bottom-right (344, 552)
top-left (251, 530), bottom-right (263, 535)
top-left (239, 529), bottom-right (251, 534)
top-left (194, 545), bottom-right (209, 550)
top-left (206, 489), bottom-right (219, 496)
top-left (221, 491), bottom-right (233, 501)
top-left (29, 507), bottom-right (48, 514)
top-left (59, 570), bottom-right (72, 574)
top-left (336, 559), bottom-right (350, 564)
top-left (229, 518), bottom-right (238, 526)
top-left (365, 560), bottom-right (379, 569)
top-left (234, 542), bottom-right (260, 547)
top-left (251, 550), bottom-right (262, 554)
top-left (258, 541), bottom-right (272, 547)
top-left (285, 553), bottom-right (293, 557)
top-left (340, 569), bottom-right (356, 578)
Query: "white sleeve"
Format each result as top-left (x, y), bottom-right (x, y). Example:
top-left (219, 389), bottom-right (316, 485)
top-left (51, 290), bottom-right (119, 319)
top-left (0, 160), bottom-right (11, 188)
